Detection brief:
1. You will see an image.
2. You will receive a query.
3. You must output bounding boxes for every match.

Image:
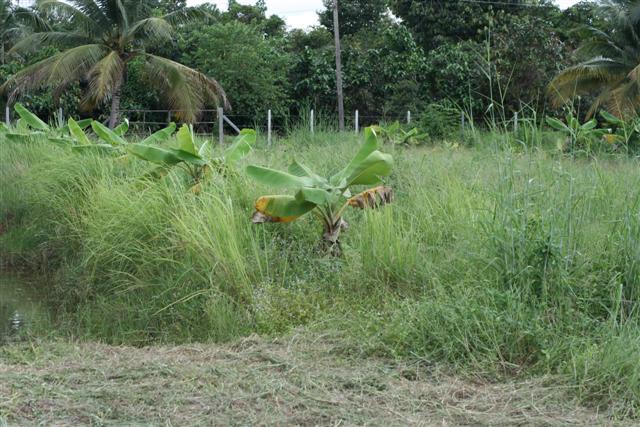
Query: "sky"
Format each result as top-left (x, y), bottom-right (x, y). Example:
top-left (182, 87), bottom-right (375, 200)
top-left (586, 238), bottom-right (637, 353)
top-left (187, 0), bottom-right (581, 30)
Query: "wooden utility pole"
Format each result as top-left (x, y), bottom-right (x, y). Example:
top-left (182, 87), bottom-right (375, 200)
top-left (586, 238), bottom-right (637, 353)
top-left (333, 0), bottom-right (345, 132)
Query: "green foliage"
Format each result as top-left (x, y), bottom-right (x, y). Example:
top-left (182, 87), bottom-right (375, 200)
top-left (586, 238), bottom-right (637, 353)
top-left (374, 122), bottom-right (428, 146)
top-left (545, 112), bottom-right (610, 153)
top-left (549, 0), bottom-right (640, 117)
top-left (3, 130), bottom-right (640, 416)
top-left (2, 0), bottom-right (227, 127)
top-left (600, 110), bottom-right (640, 151)
top-left (318, 0), bottom-right (388, 36)
top-left (179, 20), bottom-right (291, 125)
top-left (247, 127), bottom-right (393, 252)
top-left (418, 102), bottom-right (461, 140)
top-left (129, 126), bottom-right (256, 187)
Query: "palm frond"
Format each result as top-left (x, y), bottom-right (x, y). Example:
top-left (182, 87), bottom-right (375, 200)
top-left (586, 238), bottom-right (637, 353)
top-left (1, 44), bottom-right (108, 102)
top-left (10, 31), bottom-right (93, 54)
top-left (125, 17), bottom-right (173, 44)
top-left (142, 53), bottom-right (229, 123)
top-left (162, 7), bottom-right (210, 26)
top-left (82, 50), bottom-right (124, 109)
top-left (36, 0), bottom-right (99, 33)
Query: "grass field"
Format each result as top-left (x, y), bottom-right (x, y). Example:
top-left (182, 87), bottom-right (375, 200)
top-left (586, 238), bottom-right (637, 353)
top-left (1, 128), bottom-right (640, 420)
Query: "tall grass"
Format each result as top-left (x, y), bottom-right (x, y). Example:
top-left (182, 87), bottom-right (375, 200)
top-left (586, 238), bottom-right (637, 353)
top-left (1, 131), bottom-right (640, 416)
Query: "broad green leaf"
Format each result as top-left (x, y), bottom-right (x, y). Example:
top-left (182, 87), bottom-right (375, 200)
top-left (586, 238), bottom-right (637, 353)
top-left (568, 115), bottom-right (580, 131)
top-left (345, 150), bottom-right (394, 186)
top-left (332, 126), bottom-right (380, 184)
top-left (14, 103), bottom-right (49, 131)
top-left (288, 159), bottom-right (315, 177)
top-left (128, 144), bottom-right (183, 165)
top-left (296, 187), bottom-right (336, 205)
top-left (68, 118), bottom-right (91, 145)
top-left (171, 149), bottom-right (208, 166)
top-left (140, 123), bottom-right (176, 144)
top-left (0, 123), bottom-right (7, 133)
top-left (600, 111), bottom-right (625, 126)
top-left (581, 119), bottom-right (597, 130)
top-left (16, 119), bottom-right (28, 132)
top-left (545, 117), bottom-right (568, 131)
top-left (198, 140), bottom-right (210, 157)
top-left (253, 195), bottom-right (316, 222)
top-left (224, 129), bottom-right (255, 164)
top-left (246, 165), bottom-right (313, 188)
top-left (176, 124), bottom-right (196, 154)
top-left (91, 121), bottom-right (126, 146)
top-left (114, 118), bottom-right (129, 136)
top-left (76, 118), bottom-right (93, 129)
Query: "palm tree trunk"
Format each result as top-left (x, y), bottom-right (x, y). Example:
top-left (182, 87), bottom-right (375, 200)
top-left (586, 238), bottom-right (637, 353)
top-left (108, 75), bottom-right (124, 129)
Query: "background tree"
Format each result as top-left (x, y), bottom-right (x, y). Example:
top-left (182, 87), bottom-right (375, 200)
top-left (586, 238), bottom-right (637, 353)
top-left (549, 0), bottom-right (640, 117)
top-left (179, 21), bottom-right (292, 126)
top-left (1, 0), bottom-right (228, 127)
top-left (318, 0), bottom-right (388, 36)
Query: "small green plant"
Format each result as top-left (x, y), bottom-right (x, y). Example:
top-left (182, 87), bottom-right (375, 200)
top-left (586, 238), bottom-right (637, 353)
top-left (246, 126), bottom-right (393, 254)
top-left (128, 125), bottom-right (255, 190)
top-left (599, 110), bottom-right (640, 152)
top-left (374, 121), bottom-right (428, 146)
top-left (545, 112), bottom-right (610, 154)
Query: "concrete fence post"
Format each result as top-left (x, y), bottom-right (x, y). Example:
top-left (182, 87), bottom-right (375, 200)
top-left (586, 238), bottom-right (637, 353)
top-left (407, 110), bottom-right (411, 124)
top-left (5, 105), bottom-right (9, 126)
top-left (217, 107), bottom-right (224, 145)
top-left (310, 109), bottom-right (314, 134)
top-left (461, 111), bottom-right (466, 141)
top-left (267, 109), bottom-right (272, 147)
top-left (355, 110), bottom-right (359, 134)
top-left (514, 112), bottom-right (519, 133)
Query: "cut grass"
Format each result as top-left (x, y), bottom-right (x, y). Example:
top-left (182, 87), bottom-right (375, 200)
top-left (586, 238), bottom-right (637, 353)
top-left (0, 331), bottom-right (625, 426)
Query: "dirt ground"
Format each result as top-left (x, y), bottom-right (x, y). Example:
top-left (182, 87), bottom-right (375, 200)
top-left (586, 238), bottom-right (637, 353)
top-left (0, 331), bottom-right (626, 426)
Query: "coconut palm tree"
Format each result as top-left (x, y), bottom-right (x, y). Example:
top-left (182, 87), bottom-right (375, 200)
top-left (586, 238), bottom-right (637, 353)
top-left (1, 0), bottom-right (228, 127)
top-left (0, 0), bottom-right (47, 65)
top-left (548, 0), bottom-right (640, 118)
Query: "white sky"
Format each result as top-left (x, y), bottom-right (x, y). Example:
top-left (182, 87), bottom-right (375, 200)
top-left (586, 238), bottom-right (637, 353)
top-left (187, 1), bottom-right (581, 30)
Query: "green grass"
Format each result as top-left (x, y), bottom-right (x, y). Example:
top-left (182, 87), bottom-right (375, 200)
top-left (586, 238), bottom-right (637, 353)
top-left (1, 129), bottom-right (640, 417)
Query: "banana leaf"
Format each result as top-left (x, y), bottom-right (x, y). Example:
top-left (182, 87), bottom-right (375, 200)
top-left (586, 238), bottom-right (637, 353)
top-left (14, 103), bottom-right (49, 131)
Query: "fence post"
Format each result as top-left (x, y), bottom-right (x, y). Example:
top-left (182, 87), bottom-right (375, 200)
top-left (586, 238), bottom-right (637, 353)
top-left (167, 110), bottom-right (171, 125)
top-left (407, 110), bottom-right (411, 125)
top-left (267, 109), bottom-right (272, 147)
top-left (58, 107), bottom-right (63, 125)
top-left (355, 110), bottom-right (359, 134)
top-left (5, 105), bottom-right (9, 126)
top-left (461, 111), bottom-right (465, 141)
top-left (310, 109), bottom-right (314, 134)
top-left (514, 112), bottom-right (519, 133)
top-left (217, 107), bottom-right (224, 145)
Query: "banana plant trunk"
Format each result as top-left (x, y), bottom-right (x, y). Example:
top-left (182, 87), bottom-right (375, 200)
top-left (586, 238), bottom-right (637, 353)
top-left (322, 217), bottom-right (348, 256)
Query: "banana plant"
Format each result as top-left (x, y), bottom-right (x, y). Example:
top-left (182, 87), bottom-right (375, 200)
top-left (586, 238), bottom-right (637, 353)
top-left (128, 125), bottom-right (255, 189)
top-left (374, 121), bottom-right (428, 146)
top-left (246, 126), bottom-right (394, 255)
top-left (546, 113), bottom-right (610, 153)
top-left (600, 111), bottom-right (640, 150)
top-left (3, 103), bottom-right (92, 145)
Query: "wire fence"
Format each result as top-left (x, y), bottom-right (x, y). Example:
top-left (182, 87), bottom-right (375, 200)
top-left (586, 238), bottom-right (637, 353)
top-left (7, 104), bottom-right (522, 145)
top-left (115, 107), bottom-right (421, 140)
